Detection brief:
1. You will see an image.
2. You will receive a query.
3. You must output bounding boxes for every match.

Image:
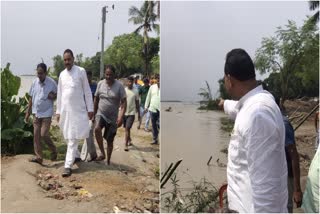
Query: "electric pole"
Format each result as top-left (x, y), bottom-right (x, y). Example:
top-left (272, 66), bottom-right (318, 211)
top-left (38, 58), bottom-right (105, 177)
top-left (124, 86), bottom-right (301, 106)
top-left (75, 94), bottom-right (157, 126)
top-left (100, 4), bottom-right (115, 80)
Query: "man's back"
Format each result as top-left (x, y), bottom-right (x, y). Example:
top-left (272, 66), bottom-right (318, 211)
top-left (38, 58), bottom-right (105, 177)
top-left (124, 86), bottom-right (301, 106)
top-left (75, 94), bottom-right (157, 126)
top-left (227, 86), bottom-right (288, 212)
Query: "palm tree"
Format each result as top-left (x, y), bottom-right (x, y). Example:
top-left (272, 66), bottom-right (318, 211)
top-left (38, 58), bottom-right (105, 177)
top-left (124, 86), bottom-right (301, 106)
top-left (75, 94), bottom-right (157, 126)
top-left (129, 1), bottom-right (159, 76)
top-left (309, 0), bottom-right (319, 23)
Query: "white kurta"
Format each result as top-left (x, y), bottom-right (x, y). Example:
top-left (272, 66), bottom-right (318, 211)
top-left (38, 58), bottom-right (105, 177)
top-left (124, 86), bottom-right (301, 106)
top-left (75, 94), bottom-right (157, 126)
top-left (223, 85), bottom-right (288, 213)
top-left (56, 65), bottom-right (93, 140)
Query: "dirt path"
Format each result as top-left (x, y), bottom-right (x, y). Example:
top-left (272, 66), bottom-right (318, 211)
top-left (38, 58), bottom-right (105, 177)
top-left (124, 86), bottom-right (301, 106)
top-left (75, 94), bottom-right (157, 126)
top-left (1, 120), bottom-right (160, 213)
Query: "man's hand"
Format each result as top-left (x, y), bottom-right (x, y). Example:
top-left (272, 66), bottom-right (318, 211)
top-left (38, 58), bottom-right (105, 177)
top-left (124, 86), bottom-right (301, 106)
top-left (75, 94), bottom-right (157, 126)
top-left (47, 91), bottom-right (56, 100)
top-left (116, 117), bottom-right (123, 128)
top-left (25, 112), bottom-right (30, 123)
top-left (88, 112), bottom-right (94, 120)
top-left (218, 98), bottom-right (225, 110)
top-left (56, 114), bottom-right (60, 123)
top-left (293, 191), bottom-right (302, 208)
top-left (144, 108), bottom-right (148, 113)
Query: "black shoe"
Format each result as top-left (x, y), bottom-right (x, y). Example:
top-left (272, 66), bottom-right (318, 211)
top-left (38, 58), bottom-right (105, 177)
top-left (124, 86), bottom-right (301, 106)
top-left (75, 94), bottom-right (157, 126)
top-left (150, 141), bottom-right (158, 145)
top-left (62, 168), bottom-right (72, 177)
top-left (73, 157), bottom-right (82, 164)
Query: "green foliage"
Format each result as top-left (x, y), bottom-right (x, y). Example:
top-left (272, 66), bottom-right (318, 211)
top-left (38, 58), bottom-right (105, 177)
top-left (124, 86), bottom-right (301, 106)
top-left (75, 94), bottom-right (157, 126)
top-left (220, 117), bottom-right (234, 133)
top-left (105, 33), bottom-right (144, 77)
top-left (255, 19), bottom-right (319, 104)
top-left (198, 81), bottom-right (220, 110)
top-left (151, 55), bottom-right (159, 74)
top-left (52, 55), bottom-right (64, 78)
top-left (1, 63), bottom-right (21, 101)
top-left (162, 175), bottom-right (220, 213)
top-left (218, 78), bottom-right (231, 99)
top-left (1, 65), bottom-right (34, 154)
top-left (129, 1), bottom-right (159, 75)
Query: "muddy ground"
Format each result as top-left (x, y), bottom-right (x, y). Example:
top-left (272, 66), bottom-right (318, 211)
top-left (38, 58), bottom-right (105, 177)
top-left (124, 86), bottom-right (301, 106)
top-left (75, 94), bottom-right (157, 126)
top-left (1, 118), bottom-right (160, 213)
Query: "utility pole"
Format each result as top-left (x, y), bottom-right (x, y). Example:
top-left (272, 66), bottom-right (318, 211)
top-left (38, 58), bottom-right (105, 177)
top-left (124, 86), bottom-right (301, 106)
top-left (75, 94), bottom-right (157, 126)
top-left (100, 4), bottom-right (115, 80)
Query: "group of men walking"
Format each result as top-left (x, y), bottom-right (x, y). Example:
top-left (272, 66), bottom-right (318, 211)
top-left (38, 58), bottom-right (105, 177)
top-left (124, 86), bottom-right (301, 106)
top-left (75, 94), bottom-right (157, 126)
top-left (26, 49), bottom-right (160, 177)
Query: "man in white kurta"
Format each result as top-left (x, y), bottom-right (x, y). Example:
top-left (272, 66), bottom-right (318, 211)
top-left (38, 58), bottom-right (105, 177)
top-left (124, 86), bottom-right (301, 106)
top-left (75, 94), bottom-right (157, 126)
top-left (221, 49), bottom-right (288, 212)
top-left (56, 49), bottom-right (93, 177)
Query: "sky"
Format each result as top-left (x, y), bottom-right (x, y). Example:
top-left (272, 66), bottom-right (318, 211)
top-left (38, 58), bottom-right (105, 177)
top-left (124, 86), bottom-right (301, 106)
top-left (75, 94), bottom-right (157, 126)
top-left (1, 0), bottom-right (157, 75)
top-left (161, 1), bottom-right (314, 102)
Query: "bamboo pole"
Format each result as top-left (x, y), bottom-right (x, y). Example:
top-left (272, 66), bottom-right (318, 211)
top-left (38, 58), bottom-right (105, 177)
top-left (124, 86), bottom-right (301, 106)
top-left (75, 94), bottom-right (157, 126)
top-left (294, 104), bottom-right (319, 131)
top-left (160, 163), bottom-right (173, 182)
top-left (160, 159), bottom-right (183, 189)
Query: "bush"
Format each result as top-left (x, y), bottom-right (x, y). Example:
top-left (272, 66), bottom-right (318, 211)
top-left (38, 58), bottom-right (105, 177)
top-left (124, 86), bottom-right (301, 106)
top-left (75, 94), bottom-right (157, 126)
top-left (1, 64), bottom-right (34, 154)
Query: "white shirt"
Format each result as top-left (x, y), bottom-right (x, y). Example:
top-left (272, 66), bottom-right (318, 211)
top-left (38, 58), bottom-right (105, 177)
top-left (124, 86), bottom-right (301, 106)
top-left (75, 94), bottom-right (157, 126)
top-left (224, 85), bottom-right (288, 213)
top-left (56, 65), bottom-right (93, 139)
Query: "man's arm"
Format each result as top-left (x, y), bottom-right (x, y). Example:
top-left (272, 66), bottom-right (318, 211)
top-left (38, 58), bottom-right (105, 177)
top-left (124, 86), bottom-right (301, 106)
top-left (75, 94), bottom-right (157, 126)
top-left (81, 70), bottom-right (94, 119)
top-left (56, 75), bottom-right (62, 122)
top-left (117, 98), bottom-right (127, 127)
top-left (94, 96), bottom-right (99, 117)
top-left (287, 144), bottom-right (302, 207)
top-left (219, 99), bottom-right (238, 120)
top-left (144, 86), bottom-right (152, 110)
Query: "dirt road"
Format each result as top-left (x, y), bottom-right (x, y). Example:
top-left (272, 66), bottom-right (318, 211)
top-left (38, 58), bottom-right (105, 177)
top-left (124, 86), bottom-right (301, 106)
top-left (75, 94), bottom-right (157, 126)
top-left (1, 120), bottom-right (160, 213)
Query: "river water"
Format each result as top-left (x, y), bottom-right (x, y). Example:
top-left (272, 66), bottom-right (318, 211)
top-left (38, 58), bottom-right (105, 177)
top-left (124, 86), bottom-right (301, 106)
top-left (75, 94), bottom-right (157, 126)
top-left (161, 102), bottom-right (231, 192)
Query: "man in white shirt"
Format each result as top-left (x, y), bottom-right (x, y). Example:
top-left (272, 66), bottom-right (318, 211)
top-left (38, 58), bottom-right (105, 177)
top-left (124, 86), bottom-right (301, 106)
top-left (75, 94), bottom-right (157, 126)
top-left (220, 49), bottom-right (288, 212)
top-left (56, 49), bottom-right (94, 177)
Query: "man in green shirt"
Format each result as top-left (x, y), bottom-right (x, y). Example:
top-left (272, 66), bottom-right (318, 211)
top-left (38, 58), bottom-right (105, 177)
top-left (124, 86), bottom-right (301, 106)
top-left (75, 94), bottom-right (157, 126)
top-left (145, 74), bottom-right (160, 145)
top-left (138, 78), bottom-right (150, 131)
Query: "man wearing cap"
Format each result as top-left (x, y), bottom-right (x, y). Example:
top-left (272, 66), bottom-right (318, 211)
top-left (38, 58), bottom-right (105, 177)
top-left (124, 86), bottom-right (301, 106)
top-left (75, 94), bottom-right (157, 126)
top-left (220, 49), bottom-right (287, 212)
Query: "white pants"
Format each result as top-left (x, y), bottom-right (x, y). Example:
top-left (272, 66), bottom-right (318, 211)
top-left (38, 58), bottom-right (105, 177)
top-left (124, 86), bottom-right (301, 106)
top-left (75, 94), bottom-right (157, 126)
top-left (65, 139), bottom-right (81, 168)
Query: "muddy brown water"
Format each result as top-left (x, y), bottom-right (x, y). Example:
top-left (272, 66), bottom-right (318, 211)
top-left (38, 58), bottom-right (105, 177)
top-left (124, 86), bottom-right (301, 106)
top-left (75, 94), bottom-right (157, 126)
top-left (161, 102), bottom-right (230, 192)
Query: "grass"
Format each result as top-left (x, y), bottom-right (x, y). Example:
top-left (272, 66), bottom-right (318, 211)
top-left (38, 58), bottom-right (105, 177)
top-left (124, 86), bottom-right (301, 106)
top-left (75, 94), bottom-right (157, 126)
top-left (161, 174), bottom-right (221, 213)
top-left (219, 117), bottom-right (234, 133)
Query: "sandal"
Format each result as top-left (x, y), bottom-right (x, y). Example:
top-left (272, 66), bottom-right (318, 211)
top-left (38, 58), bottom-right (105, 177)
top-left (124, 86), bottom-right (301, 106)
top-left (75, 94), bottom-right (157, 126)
top-left (29, 157), bottom-right (43, 165)
top-left (124, 146), bottom-right (129, 152)
top-left (95, 156), bottom-right (105, 161)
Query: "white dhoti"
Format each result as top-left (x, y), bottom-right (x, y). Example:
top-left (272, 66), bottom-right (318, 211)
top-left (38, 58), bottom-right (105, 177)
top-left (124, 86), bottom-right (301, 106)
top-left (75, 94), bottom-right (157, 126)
top-left (65, 139), bottom-right (81, 168)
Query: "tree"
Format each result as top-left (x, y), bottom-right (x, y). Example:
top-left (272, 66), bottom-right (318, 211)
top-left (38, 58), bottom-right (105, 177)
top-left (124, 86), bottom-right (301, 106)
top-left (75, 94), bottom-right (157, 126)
top-left (151, 55), bottom-right (159, 74)
top-left (309, 0), bottom-right (319, 24)
top-left (104, 33), bottom-right (144, 77)
top-left (254, 19), bottom-right (318, 106)
top-left (129, 1), bottom-right (159, 76)
top-left (52, 55), bottom-right (64, 78)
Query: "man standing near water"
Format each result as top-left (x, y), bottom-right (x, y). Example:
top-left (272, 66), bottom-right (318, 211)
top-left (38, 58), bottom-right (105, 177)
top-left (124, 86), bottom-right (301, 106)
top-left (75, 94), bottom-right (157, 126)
top-left (56, 49), bottom-right (94, 177)
top-left (220, 49), bottom-right (287, 212)
top-left (25, 63), bottom-right (58, 164)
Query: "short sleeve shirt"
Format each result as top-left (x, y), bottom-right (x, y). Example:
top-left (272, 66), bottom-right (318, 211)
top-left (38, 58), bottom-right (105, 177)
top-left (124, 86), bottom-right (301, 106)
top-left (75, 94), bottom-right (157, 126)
top-left (95, 80), bottom-right (126, 123)
top-left (125, 87), bottom-right (139, 116)
top-left (29, 76), bottom-right (57, 118)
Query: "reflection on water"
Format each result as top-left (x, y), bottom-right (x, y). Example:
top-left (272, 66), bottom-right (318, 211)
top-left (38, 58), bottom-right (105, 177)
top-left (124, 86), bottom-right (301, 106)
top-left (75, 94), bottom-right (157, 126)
top-left (161, 102), bottom-right (230, 191)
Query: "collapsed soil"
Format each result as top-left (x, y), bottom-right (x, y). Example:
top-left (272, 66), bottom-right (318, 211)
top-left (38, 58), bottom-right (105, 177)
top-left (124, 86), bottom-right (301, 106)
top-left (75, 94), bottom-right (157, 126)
top-left (1, 119), bottom-right (160, 213)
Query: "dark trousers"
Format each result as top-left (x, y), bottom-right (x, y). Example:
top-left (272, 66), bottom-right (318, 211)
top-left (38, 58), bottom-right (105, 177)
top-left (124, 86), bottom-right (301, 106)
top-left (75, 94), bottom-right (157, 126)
top-left (150, 110), bottom-right (160, 143)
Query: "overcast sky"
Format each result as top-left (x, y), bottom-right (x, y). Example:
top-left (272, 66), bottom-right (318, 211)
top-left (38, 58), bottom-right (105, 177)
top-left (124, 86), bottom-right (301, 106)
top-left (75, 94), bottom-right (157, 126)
top-left (1, 0), bottom-right (154, 75)
top-left (161, 1), bottom-right (313, 102)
